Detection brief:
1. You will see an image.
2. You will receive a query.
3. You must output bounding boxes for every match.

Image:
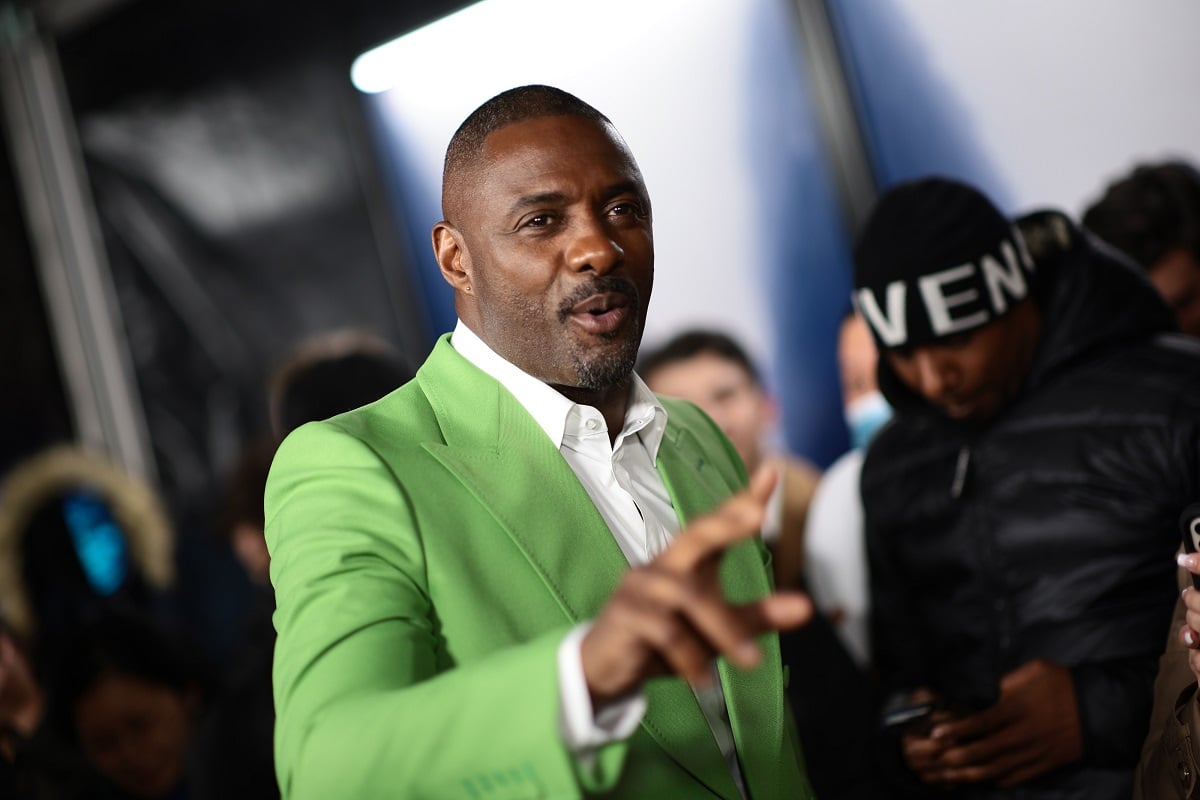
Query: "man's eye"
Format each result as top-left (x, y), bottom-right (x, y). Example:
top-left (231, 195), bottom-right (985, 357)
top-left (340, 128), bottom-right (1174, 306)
top-left (608, 201), bottom-right (643, 218)
top-left (524, 214), bottom-right (552, 228)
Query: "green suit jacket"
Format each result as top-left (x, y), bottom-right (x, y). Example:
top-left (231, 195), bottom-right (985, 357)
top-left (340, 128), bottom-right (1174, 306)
top-left (265, 335), bottom-right (812, 800)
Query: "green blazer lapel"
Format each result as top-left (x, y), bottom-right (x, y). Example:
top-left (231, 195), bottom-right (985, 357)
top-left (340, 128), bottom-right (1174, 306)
top-left (637, 423), bottom-right (744, 799)
top-left (715, 550), bottom-right (786, 800)
top-left (416, 336), bottom-right (629, 626)
top-left (656, 421), bottom-right (740, 522)
top-left (657, 417), bottom-right (786, 800)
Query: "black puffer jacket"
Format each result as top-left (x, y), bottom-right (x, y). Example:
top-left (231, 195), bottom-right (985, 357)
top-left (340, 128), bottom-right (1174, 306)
top-left (862, 211), bottom-right (1200, 800)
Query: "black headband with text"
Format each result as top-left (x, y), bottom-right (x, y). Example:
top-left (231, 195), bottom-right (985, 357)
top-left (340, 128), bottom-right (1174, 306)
top-left (854, 229), bottom-right (1036, 349)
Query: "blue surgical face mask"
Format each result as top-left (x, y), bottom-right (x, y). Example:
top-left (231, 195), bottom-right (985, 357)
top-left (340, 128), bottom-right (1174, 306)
top-left (844, 391), bottom-right (893, 449)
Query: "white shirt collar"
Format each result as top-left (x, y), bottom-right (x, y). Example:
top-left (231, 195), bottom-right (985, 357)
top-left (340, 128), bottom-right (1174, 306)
top-left (450, 320), bottom-right (668, 459)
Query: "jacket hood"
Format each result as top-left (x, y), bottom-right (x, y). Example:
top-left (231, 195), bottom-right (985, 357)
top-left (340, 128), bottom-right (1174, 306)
top-left (876, 210), bottom-right (1178, 420)
top-left (0, 446), bottom-right (175, 638)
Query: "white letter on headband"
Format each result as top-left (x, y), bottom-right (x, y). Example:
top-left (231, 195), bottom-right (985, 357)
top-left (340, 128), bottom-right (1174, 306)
top-left (855, 281), bottom-right (908, 347)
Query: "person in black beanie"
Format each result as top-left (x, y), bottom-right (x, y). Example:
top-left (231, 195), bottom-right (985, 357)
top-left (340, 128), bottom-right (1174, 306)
top-left (853, 176), bottom-right (1200, 799)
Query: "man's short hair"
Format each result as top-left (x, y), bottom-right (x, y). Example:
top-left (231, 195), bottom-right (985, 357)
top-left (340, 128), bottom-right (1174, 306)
top-left (638, 329), bottom-right (762, 386)
top-left (1083, 160), bottom-right (1200, 269)
top-left (442, 85), bottom-right (611, 218)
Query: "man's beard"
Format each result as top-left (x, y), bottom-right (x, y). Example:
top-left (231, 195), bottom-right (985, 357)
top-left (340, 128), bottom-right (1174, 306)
top-left (571, 332), bottom-right (640, 390)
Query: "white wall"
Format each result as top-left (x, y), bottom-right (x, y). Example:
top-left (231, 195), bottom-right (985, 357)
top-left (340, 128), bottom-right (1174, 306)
top-left (889, 0), bottom-right (1200, 216)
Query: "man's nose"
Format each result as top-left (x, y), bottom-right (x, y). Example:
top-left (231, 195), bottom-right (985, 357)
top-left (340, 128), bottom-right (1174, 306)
top-left (565, 218), bottom-right (623, 274)
top-left (912, 351), bottom-right (956, 398)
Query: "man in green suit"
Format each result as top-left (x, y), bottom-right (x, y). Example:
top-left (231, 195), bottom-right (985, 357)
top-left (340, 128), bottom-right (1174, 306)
top-left (266, 85), bottom-right (815, 799)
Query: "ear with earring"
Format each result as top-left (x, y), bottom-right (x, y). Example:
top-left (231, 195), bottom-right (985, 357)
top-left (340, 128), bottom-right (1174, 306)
top-left (464, 286), bottom-right (472, 293)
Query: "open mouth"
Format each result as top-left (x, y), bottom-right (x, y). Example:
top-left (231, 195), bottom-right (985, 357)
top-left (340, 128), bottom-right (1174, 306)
top-left (567, 291), bottom-right (633, 334)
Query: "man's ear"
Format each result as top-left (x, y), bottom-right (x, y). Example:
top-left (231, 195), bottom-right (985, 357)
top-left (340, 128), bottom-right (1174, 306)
top-left (432, 221), bottom-right (472, 292)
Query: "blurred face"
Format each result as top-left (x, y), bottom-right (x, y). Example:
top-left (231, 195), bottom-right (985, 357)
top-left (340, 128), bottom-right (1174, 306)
top-left (434, 115), bottom-right (654, 396)
top-left (885, 300), bottom-right (1040, 422)
top-left (644, 352), bottom-right (771, 470)
top-left (837, 313), bottom-right (879, 406)
top-left (75, 672), bottom-right (195, 799)
top-left (232, 522), bottom-right (270, 585)
top-left (1149, 248), bottom-right (1200, 338)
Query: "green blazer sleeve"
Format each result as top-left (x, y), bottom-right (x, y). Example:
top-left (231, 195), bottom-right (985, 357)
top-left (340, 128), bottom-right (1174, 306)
top-left (266, 422), bottom-right (587, 800)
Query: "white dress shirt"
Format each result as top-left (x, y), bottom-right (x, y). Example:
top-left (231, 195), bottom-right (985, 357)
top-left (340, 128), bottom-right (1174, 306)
top-left (450, 321), bottom-right (747, 796)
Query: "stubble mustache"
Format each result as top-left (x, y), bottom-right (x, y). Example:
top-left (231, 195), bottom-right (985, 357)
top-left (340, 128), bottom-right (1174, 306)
top-left (556, 277), bottom-right (641, 326)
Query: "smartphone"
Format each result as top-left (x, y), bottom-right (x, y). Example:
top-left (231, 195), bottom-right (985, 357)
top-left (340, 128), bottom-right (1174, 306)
top-left (880, 700), bottom-right (935, 730)
top-left (1180, 501), bottom-right (1200, 590)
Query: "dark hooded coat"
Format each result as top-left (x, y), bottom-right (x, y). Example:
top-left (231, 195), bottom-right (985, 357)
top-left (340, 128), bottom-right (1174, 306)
top-left (862, 211), bottom-right (1200, 799)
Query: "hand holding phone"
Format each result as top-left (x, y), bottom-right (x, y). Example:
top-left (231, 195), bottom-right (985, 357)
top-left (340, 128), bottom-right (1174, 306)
top-left (1179, 501), bottom-right (1200, 590)
top-left (881, 689), bottom-right (942, 732)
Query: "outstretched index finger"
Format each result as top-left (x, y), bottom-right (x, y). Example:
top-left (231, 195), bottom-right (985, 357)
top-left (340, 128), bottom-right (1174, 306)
top-left (656, 463), bottom-right (778, 575)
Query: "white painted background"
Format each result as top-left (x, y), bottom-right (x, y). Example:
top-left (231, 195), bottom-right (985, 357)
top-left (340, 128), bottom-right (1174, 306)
top-left (889, 0), bottom-right (1200, 217)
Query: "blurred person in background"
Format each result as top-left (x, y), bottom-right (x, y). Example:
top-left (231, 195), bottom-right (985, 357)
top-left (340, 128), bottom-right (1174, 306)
top-left (1137, 549), bottom-right (1200, 798)
top-left (1, 615), bottom-right (99, 800)
top-left (266, 329), bottom-right (413, 440)
top-left (215, 438), bottom-right (277, 589)
top-left (802, 309), bottom-right (891, 671)
top-left (0, 447), bottom-right (176, 664)
top-left (50, 612), bottom-right (205, 800)
top-left (639, 329), bottom-right (821, 591)
top-left (854, 177), bottom-right (1200, 798)
top-left (1083, 159), bottom-right (1200, 337)
top-left (0, 448), bottom-right (181, 798)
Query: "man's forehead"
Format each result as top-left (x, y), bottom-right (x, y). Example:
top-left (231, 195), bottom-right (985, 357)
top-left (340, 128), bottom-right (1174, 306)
top-left (443, 114), bottom-right (642, 222)
top-left (483, 116), bottom-right (633, 172)
top-left (485, 112), bottom-right (614, 147)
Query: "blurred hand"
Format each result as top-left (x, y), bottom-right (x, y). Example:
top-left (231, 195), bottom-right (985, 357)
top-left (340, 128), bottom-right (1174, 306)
top-left (580, 465), bottom-right (812, 708)
top-left (897, 688), bottom-right (958, 786)
top-left (903, 659), bottom-right (1082, 788)
top-left (0, 631), bottom-right (42, 737)
top-left (1175, 552), bottom-right (1200, 688)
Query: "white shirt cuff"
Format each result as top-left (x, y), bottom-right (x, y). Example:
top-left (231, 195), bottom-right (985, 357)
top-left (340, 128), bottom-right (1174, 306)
top-left (557, 622), bottom-right (647, 754)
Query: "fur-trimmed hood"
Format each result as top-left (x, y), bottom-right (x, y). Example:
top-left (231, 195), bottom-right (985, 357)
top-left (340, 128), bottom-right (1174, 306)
top-left (0, 446), bottom-right (174, 638)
